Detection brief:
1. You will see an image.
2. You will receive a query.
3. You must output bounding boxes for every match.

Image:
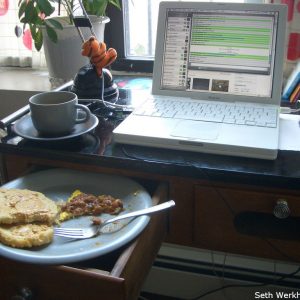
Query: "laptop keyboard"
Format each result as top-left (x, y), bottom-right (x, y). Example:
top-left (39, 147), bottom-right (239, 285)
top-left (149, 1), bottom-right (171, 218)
top-left (134, 97), bottom-right (278, 128)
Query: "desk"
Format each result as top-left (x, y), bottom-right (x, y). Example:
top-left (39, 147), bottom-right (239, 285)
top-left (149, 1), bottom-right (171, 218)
top-left (1, 82), bottom-right (300, 298)
top-left (1, 123), bottom-right (300, 262)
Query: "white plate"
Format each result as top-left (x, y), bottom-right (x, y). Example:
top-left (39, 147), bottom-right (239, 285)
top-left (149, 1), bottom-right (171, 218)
top-left (13, 114), bottom-right (99, 141)
top-left (0, 169), bottom-right (152, 264)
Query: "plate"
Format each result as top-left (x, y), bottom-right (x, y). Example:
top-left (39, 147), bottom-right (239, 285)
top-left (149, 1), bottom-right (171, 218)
top-left (13, 114), bottom-right (99, 141)
top-left (0, 168), bottom-right (152, 264)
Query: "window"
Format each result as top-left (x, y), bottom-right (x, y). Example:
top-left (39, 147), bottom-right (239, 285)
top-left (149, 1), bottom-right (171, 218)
top-left (1, 0), bottom-right (298, 76)
top-left (106, 0), bottom-right (250, 73)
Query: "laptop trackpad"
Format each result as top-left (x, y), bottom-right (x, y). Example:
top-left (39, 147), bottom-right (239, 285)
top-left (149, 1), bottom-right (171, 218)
top-left (171, 120), bottom-right (220, 140)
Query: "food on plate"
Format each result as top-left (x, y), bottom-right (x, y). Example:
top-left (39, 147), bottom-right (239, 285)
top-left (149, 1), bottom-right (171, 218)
top-left (0, 188), bottom-right (58, 225)
top-left (58, 189), bottom-right (123, 222)
top-left (0, 223), bottom-right (53, 248)
top-left (0, 188), bottom-right (57, 248)
top-left (0, 188), bottom-right (123, 248)
top-left (91, 216), bottom-right (102, 225)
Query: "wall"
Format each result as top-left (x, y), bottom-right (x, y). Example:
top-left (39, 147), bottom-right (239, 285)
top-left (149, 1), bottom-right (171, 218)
top-left (0, 68), bottom-right (51, 119)
top-left (142, 243), bottom-right (300, 299)
top-left (0, 90), bottom-right (38, 119)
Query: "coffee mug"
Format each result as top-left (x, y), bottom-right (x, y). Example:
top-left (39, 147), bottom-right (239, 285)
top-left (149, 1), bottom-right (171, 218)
top-left (29, 91), bottom-right (91, 136)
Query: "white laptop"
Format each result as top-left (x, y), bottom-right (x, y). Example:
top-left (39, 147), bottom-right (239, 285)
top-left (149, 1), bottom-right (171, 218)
top-left (113, 2), bottom-right (287, 160)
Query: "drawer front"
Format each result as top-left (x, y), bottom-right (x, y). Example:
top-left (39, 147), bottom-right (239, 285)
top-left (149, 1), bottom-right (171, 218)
top-left (0, 259), bottom-right (124, 300)
top-left (0, 182), bottom-right (168, 300)
top-left (194, 185), bottom-right (300, 262)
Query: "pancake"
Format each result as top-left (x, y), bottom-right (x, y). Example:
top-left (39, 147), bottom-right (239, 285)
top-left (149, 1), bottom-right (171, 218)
top-left (0, 223), bottom-right (53, 248)
top-left (0, 188), bottom-right (58, 225)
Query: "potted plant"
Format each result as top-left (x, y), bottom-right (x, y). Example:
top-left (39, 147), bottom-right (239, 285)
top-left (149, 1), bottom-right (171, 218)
top-left (18, 0), bottom-right (121, 83)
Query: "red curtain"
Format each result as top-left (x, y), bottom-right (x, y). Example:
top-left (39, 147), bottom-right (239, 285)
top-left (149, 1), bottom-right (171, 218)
top-left (0, 0), bottom-right (9, 16)
top-left (275, 0), bottom-right (300, 62)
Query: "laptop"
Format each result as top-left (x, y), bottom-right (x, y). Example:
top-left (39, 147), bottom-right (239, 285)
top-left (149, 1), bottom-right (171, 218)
top-left (113, 2), bottom-right (287, 160)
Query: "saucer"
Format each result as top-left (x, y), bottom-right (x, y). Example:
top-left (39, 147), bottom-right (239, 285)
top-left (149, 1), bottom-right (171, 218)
top-left (13, 114), bottom-right (99, 141)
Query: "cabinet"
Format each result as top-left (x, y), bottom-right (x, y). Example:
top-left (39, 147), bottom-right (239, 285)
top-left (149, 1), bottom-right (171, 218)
top-left (2, 153), bottom-right (300, 264)
top-left (194, 184), bottom-right (300, 262)
top-left (0, 160), bottom-right (168, 300)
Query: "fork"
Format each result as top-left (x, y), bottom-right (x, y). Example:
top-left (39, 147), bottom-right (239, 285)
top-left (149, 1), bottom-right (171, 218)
top-left (54, 200), bottom-right (175, 239)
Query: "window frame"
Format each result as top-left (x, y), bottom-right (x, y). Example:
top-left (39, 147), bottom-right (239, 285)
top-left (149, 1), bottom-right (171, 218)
top-left (105, 3), bottom-right (154, 73)
top-left (104, 0), bottom-right (260, 74)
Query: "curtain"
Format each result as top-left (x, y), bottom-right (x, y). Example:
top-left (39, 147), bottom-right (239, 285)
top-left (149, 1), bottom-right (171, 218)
top-left (272, 0), bottom-right (300, 76)
top-left (1, 0), bottom-right (299, 73)
top-left (0, 0), bottom-right (46, 68)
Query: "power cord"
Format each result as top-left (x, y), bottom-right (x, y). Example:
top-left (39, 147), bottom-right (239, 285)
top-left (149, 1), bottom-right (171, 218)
top-left (120, 147), bottom-right (300, 299)
top-left (79, 97), bottom-right (134, 110)
top-left (79, 74), bottom-right (134, 110)
top-left (280, 100), bottom-right (300, 114)
top-left (189, 167), bottom-right (300, 299)
top-left (188, 265), bottom-right (300, 300)
top-left (280, 107), bottom-right (300, 114)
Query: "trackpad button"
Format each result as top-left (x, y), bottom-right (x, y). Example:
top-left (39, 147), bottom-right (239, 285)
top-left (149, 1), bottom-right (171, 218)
top-left (171, 120), bottom-right (220, 140)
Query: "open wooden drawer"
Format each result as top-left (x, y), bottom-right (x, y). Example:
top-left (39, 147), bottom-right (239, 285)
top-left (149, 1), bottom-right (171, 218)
top-left (0, 183), bottom-right (168, 300)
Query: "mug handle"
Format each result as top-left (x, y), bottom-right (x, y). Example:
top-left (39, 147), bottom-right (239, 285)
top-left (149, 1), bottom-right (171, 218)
top-left (75, 104), bottom-right (91, 124)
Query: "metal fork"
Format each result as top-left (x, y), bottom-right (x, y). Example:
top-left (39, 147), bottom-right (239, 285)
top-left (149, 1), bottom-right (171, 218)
top-left (54, 200), bottom-right (175, 239)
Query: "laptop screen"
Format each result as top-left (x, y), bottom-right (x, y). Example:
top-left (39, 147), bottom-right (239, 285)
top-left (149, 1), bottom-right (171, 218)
top-left (153, 2), bottom-right (287, 104)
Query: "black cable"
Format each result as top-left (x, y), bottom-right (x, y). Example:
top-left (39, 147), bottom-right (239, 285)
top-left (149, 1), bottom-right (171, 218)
top-left (121, 146), bottom-right (300, 262)
top-left (120, 147), bottom-right (300, 298)
top-left (188, 265), bottom-right (300, 300)
top-left (198, 167), bottom-right (300, 263)
top-left (193, 167), bottom-right (300, 298)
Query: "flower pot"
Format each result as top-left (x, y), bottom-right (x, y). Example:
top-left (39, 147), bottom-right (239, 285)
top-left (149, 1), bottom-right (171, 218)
top-left (42, 16), bottom-right (109, 85)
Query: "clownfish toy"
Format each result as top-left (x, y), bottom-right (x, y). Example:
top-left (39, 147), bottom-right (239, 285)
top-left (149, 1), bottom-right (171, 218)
top-left (81, 36), bottom-right (117, 77)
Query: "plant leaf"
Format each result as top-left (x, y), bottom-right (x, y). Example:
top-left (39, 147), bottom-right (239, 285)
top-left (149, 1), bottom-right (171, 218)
top-left (92, 0), bottom-right (107, 16)
top-left (37, 0), bottom-right (55, 16)
top-left (18, 0), bottom-right (27, 19)
top-left (24, 1), bottom-right (38, 22)
top-left (34, 28), bottom-right (43, 51)
top-left (82, 0), bottom-right (92, 14)
top-left (109, 0), bottom-right (121, 10)
top-left (45, 23), bottom-right (58, 43)
top-left (29, 24), bottom-right (37, 40)
top-left (30, 25), bottom-right (43, 51)
top-left (45, 18), bottom-right (63, 30)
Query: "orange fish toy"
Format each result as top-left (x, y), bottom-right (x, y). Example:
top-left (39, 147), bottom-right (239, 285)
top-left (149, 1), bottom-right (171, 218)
top-left (81, 36), bottom-right (117, 77)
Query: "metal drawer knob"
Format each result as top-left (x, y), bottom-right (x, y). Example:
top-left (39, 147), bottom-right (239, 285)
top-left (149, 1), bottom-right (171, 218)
top-left (273, 199), bottom-right (290, 219)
